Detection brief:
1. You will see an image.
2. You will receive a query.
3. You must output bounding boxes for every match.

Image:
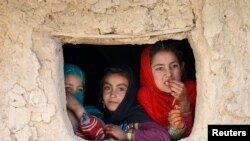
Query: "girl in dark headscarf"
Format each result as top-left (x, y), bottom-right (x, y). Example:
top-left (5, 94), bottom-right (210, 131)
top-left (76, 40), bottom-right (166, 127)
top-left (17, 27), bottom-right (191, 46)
top-left (99, 64), bottom-right (171, 141)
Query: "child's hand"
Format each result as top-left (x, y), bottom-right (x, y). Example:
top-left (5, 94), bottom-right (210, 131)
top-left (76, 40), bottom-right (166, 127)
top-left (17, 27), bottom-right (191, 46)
top-left (166, 80), bottom-right (188, 101)
top-left (104, 124), bottom-right (126, 140)
top-left (167, 80), bottom-right (191, 112)
top-left (66, 92), bottom-right (81, 110)
top-left (168, 107), bottom-right (185, 129)
top-left (66, 93), bottom-right (85, 119)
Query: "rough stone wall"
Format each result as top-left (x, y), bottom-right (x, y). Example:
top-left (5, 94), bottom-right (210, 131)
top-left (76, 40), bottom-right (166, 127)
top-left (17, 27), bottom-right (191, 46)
top-left (0, 0), bottom-right (249, 141)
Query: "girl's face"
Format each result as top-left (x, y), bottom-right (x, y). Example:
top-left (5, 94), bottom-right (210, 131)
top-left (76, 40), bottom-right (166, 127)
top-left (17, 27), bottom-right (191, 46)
top-left (151, 50), bottom-right (184, 93)
top-left (102, 73), bottom-right (128, 112)
top-left (65, 74), bottom-right (84, 94)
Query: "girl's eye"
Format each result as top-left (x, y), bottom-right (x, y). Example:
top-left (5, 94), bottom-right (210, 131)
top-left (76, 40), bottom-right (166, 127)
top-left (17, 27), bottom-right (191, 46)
top-left (65, 87), bottom-right (73, 93)
top-left (155, 67), bottom-right (163, 71)
top-left (78, 88), bottom-right (84, 92)
top-left (171, 63), bottom-right (180, 69)
top-left (117, 87), bottom-right (127, 93)
top-left (103, 86), bottom-right (111, 92)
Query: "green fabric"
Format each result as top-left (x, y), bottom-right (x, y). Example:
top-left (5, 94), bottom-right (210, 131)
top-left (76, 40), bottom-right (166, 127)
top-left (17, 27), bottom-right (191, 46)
top-left (73, 91), bottom-right (84, 106)
top-left (168, 125), bottom-right (185, 140)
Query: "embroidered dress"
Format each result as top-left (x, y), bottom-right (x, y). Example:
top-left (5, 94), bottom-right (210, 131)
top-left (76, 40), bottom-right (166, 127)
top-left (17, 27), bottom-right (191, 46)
top-left (104, 122), bottom-right (172, 141)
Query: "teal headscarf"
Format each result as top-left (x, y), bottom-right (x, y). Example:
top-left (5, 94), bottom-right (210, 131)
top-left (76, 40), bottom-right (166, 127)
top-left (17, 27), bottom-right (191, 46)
top-left (64, 63), bottom-right (103, 120)
top-left (64, 63), bottom-right (86, 85)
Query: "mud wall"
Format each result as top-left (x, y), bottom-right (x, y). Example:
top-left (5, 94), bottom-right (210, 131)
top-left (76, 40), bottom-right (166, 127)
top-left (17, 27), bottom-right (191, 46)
top-left (0, 0), bottom-right (249, 140)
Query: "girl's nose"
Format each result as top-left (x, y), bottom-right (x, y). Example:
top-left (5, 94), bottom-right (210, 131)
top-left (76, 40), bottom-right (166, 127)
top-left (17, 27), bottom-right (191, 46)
top-left (163, 69), bottom-right (172, 79)
top-left (72, 89), bottom-right (77, 94)
top-left (110, 90), bottom-right (117, 98)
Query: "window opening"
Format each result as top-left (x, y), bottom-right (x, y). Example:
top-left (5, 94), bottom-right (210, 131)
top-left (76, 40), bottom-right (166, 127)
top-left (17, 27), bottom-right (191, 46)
top-left (62, 39), bottom-right (196, 140)
top-left (63, 44), bottom-right (146, 107)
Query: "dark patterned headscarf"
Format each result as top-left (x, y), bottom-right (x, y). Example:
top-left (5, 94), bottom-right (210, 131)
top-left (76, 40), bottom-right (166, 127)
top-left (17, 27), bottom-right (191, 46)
top-left (99, 64), bottom-right (151, 125)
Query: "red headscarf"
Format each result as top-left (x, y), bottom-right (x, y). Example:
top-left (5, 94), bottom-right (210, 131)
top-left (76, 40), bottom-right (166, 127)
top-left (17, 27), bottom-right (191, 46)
top-left (137, 45), bottom-right (196, 128)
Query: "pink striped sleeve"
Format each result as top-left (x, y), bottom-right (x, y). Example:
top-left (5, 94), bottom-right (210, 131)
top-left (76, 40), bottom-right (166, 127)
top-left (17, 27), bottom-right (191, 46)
top-left (77, 113), bottom-right (104, 141)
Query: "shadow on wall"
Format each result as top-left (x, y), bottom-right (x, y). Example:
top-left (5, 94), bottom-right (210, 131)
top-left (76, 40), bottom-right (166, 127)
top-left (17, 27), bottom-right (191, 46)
top-left (62, 39), bottom-right (195, 107)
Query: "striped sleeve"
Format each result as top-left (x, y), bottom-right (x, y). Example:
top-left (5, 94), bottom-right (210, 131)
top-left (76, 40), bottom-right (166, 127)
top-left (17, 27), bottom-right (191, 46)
top-left (76, 113), bottom-right (104, 141)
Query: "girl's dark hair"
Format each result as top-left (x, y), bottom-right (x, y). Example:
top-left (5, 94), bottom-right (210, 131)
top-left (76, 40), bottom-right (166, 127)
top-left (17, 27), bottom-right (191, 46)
top-left (100, 66), bottom-right (130, 86)
top-left (150, 39), bottom-right (196, 80)
top-left (149, 40), bottom-right (184, 65)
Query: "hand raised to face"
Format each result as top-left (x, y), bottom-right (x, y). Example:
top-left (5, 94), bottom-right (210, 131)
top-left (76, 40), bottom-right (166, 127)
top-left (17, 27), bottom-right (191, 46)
top-left (166, 80), bottom-right (188, 101)
top-left (66, 92), bottom-right (85, 119)
top-left (66, 92), bottom-right (81, 109)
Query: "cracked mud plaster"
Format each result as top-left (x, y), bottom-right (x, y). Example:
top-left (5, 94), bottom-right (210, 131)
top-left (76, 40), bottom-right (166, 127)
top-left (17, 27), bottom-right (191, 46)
top-left (29, 89), bottom-right (56, 123)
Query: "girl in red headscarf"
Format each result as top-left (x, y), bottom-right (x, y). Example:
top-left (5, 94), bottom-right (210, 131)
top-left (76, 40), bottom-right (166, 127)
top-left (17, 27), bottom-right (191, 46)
top-left (137, 40), bottom-right (196, 140)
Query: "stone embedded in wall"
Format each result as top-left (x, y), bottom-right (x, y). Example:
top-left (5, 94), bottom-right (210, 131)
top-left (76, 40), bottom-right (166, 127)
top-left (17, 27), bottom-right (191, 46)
top-left (41, 104), bottom-right (56, 123)
top-left (29, 89), bottom-right (47, 108)
top-left (6, 106), bottom-right (31, 133)
top-left (5, 84), bottom-right (27, 108)
top-left (15, 125), bottom-right (37, 141)
top-left (29, 89), bottom-right (56, 123)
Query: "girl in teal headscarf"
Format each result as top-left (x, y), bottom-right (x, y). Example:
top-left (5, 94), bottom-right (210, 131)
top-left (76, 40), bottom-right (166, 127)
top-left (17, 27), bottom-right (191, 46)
top-left (64, 63), bottom-right (104, 140)
top-left (64, 63), bottom-right (103, 119)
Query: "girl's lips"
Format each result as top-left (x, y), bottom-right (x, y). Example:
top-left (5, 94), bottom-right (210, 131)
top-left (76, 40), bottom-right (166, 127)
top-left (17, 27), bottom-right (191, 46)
top-left (164, 81), bottom-right (169, 86)
top-left (108, 101), bottom-right (119, 104)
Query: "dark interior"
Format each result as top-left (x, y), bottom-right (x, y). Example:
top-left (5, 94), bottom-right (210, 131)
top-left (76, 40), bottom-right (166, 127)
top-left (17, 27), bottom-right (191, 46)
top-left (62, 39), bottom-right (196, 107)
